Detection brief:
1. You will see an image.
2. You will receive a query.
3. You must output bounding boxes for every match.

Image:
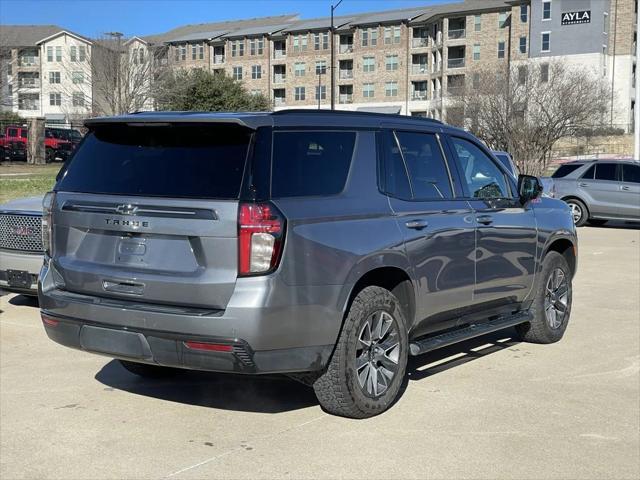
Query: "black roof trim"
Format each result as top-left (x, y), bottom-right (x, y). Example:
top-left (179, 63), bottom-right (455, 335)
top-left (271, 109), bottom-right (443, 124)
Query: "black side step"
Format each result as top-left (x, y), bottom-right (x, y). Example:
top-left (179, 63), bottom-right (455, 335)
top-left (409, 311), bottom-right (532, 356)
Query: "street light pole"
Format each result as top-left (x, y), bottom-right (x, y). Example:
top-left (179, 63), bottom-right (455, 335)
top-left (330, 0), bottom-right (343, 110)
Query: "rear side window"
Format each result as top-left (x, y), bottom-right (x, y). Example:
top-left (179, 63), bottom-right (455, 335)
top-left (552, 164), bottom-right (583, 178)
top-left (594, 163), bottom-right (618, 181)
top-left (394, 131), bottom-right (452, 200)
top-left (622, 164), bottom-right (640, 183)
top-left (56, 124), bottom-right (252, 199)
top-left (7, 128), bottom-right (17, 137)
top-left (271, 131), bottom-right (355, 197)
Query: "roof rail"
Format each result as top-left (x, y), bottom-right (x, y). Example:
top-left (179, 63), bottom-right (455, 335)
top-left (271, 109), bottom-right (443, 124)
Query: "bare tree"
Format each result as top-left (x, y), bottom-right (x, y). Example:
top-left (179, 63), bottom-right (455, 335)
top-left (456, 61), bottom-right (611, 176)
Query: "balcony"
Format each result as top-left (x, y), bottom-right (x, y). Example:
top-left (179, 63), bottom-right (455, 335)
top-left (213, 54), bottom-right (225, 64)
top-left (339, 44), bottom-right (353, 54)
top-left (339, 70), bottom-right (353, 79)
top-left (411, 65), bottom-right (428, 75)
top-left (273, 74), bottom-right (286, 83)
top-left (274, 97), bottom-right (286, 106)
top-left (448, 29), bottom-right (466, 40)
top-left (447, 58), bottom-right (465, 69)
top-left (412, 37), bottom-right (429, 48)
top-left (273, 49), bottom-right (286, 59)
top-left (339, 94), bottom-right (353, 104)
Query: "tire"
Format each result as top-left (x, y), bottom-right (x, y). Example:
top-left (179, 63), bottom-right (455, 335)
top-left (45, 148), bottom-right (54, 163)
top-left (118, 360), bottom-right (178, 378)
top-left (588, 219), bottom-right (607, 227)
top-left (516, 251), bottom-right (572, 344)
top-left (565, 198), bottom-right (588, 227)
top-left (313, 286), bottom-right (409, 419)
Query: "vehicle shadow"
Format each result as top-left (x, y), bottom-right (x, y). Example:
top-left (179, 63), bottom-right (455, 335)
top-left (95, 328), bottom-right (520, 415)
top-left (588, 221), bottom-right (640, 230)
top-left (6, 293), bottom-right (39, 308)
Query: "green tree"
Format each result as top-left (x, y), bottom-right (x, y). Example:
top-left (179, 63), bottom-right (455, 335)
top-left (153, 69), bottom-right (270, 111)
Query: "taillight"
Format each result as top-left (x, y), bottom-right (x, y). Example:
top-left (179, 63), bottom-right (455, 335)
top-left (42, 191), bottom-right (55, 256)
top-left (238, 202), bottom-right (285, 276)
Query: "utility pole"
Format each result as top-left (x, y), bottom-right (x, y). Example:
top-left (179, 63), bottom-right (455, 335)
top-left (330, 0), bottom-right (343, 110)
top-left (106, 32), bottom-right (124, 114)
top-left (635, 10), bottom-right (640, 159)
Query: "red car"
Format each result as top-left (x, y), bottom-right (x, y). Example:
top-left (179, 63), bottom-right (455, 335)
top-left (1, 125), bottom-right (73, 162)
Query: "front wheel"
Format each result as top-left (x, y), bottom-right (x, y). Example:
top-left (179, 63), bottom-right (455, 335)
top-left (313, 286), bottom-right (409, 418)
top-left (517, 251), bottom-right (572, 344)
top-left (565, 199), bottom-right (588, 227)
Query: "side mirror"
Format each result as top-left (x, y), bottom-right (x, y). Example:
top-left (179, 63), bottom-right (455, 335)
top-left (518, 174), bottom-right (543, 204)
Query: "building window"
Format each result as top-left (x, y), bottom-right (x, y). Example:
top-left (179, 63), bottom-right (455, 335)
top-left (49, 71), bottom-right (60, 84)
top-left (542, 0), bottom-right (551, 20)
top-left (233, 66), bottom-right (243, 80)
top-left (361, 27), bottom-right (377, 47)
top-left (231, 40), bottom-right (244, 57)
top-left (385, 54), bottom-right (399, 71)
top-left (79, 45), bottom-right (86, 61)
top-left (55, 46), bottom-right (62, 62)
top-left (472, 73), bottom-right (480, 88)
top-left (363, 82), bottom-right (374, 98)
top-left (362, 56), bottom-right (375, 73)
top-left (473, 43), bottom-right (481, 60)
top-left (498, 12), bottom-right (507, 28)
top-left (315, 85), bottom-right (326, 100)
top-left (385, 81), bottom-right (398, 97)
top-left (191, 44), bottom-right (197, 60)
top-left (384, 26), bottom-right (401, 45)
top-left (47, 46), bottom-right (53, 62)
top-left (250, 38), bottom-right (264, 55)
top-left (174, 47), bottom-right (179, 61)
top-left (293, 35), bottom-right (308, 52)
top-left (294, 62), bottom-right (306, 76)
top-left (198, 44), bottom-right (204, 60)
top-left (72, 71), bottom-right (84, 84)
top-left (314, 33), bottom-right (329, 50)
top-left (294, 86), bottom-right (305, 101)
top-left (519, 36), bottom-right (527, 54)
top-left (520, 4), bottom-right (528, 22)
top-left (315, 60), bottom-right (327, 74)
top-left (497, 41), bottom-right (505, 58)
top-left (180, 45), bottom-right (186, 61)
top-left (540, 63), bottom-right (549, 82)
top-left (474, 15), bottom-right (481, 31)
top-left (517, 66), bottom-right (527, 85)
top-left (72, 92), bottom-right (84, 107)
top-left (70, 46), bottom-right (77, 61)
top-left (49, 92), bottom-right (61, 106)
top-left (252, 65), bottom-right (262, 79)
top-left (541, 32), bottom-right (550, 52)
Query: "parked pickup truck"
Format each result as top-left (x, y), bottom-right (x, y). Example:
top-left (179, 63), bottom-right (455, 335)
top-left (39, 110), bottom-right (578, 418)
top-left (1, 125), bottom-right (73, 162)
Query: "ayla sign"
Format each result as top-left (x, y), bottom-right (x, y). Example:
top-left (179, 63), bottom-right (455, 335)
top-left (561, 10), bottom-right (591, 25)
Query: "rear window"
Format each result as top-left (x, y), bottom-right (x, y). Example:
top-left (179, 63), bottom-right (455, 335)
top-left (56, 124), bottom-right (252, 199)
top-left (552, 164), bottom-right (583, 178)
top-left (271, 130), bottom-right (356, 197)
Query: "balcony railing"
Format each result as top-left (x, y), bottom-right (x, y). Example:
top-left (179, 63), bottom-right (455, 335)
top-left (273, 74), bottom-right (286, 83)
top-left (447, 86), bottom-right (465, 96)
top-left (19, 81), bottom-right (39, 89)
top-left (274, 97), bottom-right (286, 106)
top-left (412, 91), bottom-right (428, 100)
top-left (411, 65), bottom-right (428, 74)
top-left (213, 55), bottom-right (225, 64)
top-left (18, 58), bottom-right (38, 67)
top-left (448, 58), bottom-right (465, 68)
top-left (412, 38), bottom-right (428, 48)
top-left (339, 70), bottom-right (353, 79)
top-left (448, 29), bottom-right (466, 40)
top-left (273, 50), bottom-right (286, 59)
top-left (339, 94), bottom-right (353, 104)
top-left (339, 45), bottom-right (353, 54)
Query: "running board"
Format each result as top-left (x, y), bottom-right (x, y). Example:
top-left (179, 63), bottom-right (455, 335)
top-left (409, 311), bottom-right (532, 356)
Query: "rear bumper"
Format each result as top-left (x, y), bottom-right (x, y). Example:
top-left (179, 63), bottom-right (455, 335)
top-left (38, 259), bottom-right (343, 374)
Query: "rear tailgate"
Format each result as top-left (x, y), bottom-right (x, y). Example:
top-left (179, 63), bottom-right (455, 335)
top-left (51, 122), bottom-right (253, 310)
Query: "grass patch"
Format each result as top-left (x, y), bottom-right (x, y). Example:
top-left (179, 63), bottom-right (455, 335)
top-left (0, 163), bottom-right (62, 204)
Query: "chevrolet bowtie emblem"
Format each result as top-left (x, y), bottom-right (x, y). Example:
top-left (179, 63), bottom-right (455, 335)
top-left (115, 204), bottom-right (138, 215)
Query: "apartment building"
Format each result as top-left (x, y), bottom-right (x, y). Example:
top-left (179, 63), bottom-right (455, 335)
top-left (0, 25), bottom-right (93, 123)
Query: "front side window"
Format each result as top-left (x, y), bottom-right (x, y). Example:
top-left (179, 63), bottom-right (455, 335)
top-left (450, 136), bottom-right (509, 199)
top-left (393, 131), bottom-right (453, 200)
top-left (271, 131), bottom-right (356, 197)
top-left (594, 163), bottom-right (618, 181)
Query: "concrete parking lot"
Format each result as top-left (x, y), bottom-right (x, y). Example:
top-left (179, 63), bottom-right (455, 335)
top-left (1, 225), bottom-right (639, 480)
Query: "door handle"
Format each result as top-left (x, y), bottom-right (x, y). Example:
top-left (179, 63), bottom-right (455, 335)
top-left (579, 182), bottom-right (589, 187)
top-left (405, 220), bottom-right (428, 230)
top-left (476, 215), bottom-right (493, 225)
top-left (621, 185), bottom-right (630, 191)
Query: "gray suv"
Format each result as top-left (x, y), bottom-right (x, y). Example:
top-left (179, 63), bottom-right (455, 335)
top-left (39, 111), bottom-right (577, 418)
top-left (548, 160), bottom-right (640, 226)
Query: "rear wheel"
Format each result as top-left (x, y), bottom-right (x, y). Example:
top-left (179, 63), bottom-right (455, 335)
top-left (517, 251), bottom-right (572, 344)
top-left (118, 360), bottom-right (178, 378)
top-left (565, 199), bottom-right (588, 227)
top-left (313, 286), bottom-right (409, 418)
